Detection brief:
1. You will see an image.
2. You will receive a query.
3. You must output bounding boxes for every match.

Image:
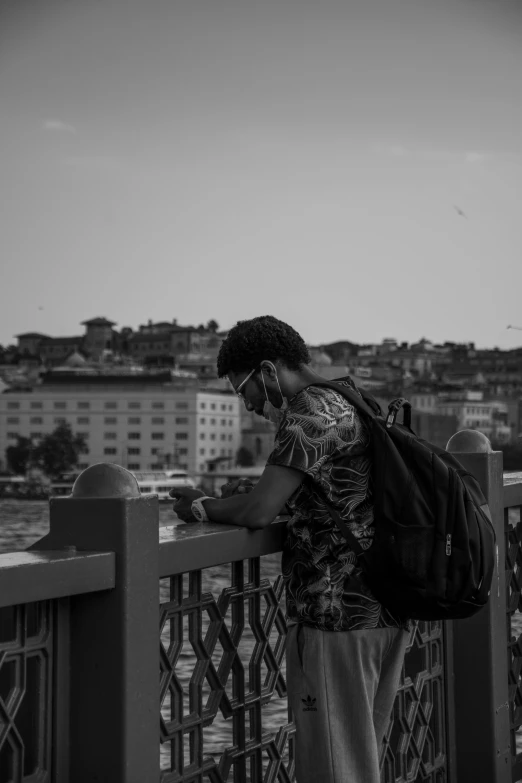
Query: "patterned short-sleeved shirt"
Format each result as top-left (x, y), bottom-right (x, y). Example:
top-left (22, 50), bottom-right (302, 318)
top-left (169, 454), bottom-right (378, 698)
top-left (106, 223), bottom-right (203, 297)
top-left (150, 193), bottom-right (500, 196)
top-left (267, 377), bottom-right (408, 632)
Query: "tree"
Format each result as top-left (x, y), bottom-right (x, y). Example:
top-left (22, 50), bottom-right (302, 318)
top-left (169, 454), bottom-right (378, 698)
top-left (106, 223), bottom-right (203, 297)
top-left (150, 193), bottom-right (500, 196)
top-left (206, 319), bottom-right (219, 333)
top-left (6, 436), bottom-right (34, 475)
top-left (236, 447), bottom-right (254, 467)
top-left (32, 423), bottom-right (88, 478)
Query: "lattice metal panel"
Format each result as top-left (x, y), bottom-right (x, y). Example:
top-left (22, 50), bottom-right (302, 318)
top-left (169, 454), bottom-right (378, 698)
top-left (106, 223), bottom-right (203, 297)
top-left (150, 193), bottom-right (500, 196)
top-left (0, 601), bottom-right (53, 783)
top-left (504, 505), bottom-right (522, 781)
top-left (160, 557), bottom-right (294, 783)
top-left (382, 621), bottom-right (449, 783)
top-left (160, 556), bottom-right (452, 783)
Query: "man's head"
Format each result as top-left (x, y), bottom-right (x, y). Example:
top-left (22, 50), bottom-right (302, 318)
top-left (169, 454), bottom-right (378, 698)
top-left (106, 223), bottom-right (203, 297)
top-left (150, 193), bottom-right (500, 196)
top-left (217, 315), bottom-right (311, 415)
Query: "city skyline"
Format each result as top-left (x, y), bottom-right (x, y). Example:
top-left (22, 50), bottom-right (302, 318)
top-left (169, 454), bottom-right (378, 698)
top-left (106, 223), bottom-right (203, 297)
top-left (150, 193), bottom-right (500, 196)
top-left (2, 315), bottom-right (522, 353)
top-left (1, 0), bottom-right (521, 350)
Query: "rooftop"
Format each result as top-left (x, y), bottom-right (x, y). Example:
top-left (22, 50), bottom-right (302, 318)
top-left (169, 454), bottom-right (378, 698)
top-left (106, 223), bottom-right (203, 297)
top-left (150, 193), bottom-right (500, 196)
top-left (81, 317), bottom-right (117, 327)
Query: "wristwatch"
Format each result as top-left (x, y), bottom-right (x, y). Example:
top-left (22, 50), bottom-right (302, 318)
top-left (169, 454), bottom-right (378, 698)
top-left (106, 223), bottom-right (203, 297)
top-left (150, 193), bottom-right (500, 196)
top-left (191, 496), bottom-right (214, 523)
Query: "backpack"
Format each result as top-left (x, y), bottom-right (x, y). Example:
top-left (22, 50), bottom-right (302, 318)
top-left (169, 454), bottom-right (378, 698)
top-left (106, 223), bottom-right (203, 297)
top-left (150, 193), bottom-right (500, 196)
top-left (311, 380), bottom-right (496, 621)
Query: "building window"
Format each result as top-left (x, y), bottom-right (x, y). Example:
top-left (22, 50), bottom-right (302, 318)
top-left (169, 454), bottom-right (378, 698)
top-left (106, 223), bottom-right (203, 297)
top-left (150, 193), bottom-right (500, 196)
top-left (176, 402), bottom-right (189, 410)
top-left (210, 448), bottom-right (216, 455)
top-left (175, 417), bottom-right (188, 424)
top-left (200, 418), bottom-right (206, 424)
top-left (77, 432), bottom-right (89, 439)
top-left (200, 403), bottom-right (206, 410)
top-left (77, 417), bottom-right (89, 424)
top-left (54, 418), bottom-right (66, 424)
top-left (104, 432), bottom-right (117, 440)
top-left (178, 448), bottom-right (188, 456)
top-left (128, 447), bottom-right (141, 455)
top-left (175, 433), bottom-right (188, 440)
top-left (104, 417), bottom-right (117, 424)
top-left (229, 419), bottom-right (233, 426)
top-left (7, 417), bottom-right (19, 424)
top-left (210, 434), bottom-right (216, 441)
top-left (199, 433), bottom-right (205, 440)
top-left (30, 402), bottom-right (43, 410)
top-left (152, 417), bottom-right (165, 424)
top-left (30, 417), bottom-right (43, 424)
top-left (228, 434), bottom-right (233, 441)
top-left (77, 402), bottom-right (90, 410)
top-left (199, 448), bottom-right (206, 455)
top-left (128, 432), bottom-right (141, 440)
top-left (128, 417), bottom-right (141, 424)
top-left (7, 432), bottom-right (19, 439)
top-left (152, 402), bottom-right (164, 410)
top-left (228, 449), bottom-right (233, 456)
top-left (210, 418), bottom-right (216, 425)
top-left (228, 405), bottom-right (233, 411)
top-left (199, 463), bottom-right (205, 471)
top-left (210, 404), bottom-right (216, 410)
top-left (104, 402), bottom-right (118, 410)
top-left (221, 404), bottom-right (227, 411)
top-left (7, 402), bottom-right (20, 410)
top-left (151, 448), bottom-right (159, 455)
top-left (221, 419), bottom-right (226, 425)
top-left (151, 433), bottom-right (164, 440)
top-left (128, 402), bottom-right (141, 410)
top-left (127, 463), bottom-right (140, 470)
top-left (221, 448), bottom-right (226, 455)
top-left (30, 432), bottom-right (42, 439)
top-left (104, 448), bottom-right (117, 455)
top-left (54, 402), bottom-right (66, 410)
top-left (221, 434), bottom-right (226, 441)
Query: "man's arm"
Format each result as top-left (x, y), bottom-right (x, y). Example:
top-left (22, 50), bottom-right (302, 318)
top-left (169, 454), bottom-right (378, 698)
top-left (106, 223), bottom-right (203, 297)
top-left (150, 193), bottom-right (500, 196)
top-left (203, 465), bottom-right (303, 529)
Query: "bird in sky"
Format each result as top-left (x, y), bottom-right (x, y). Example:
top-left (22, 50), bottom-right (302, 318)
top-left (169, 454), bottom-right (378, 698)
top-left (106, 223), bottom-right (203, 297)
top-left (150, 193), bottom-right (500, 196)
top-left (454, 205), bottom-right (467, 218)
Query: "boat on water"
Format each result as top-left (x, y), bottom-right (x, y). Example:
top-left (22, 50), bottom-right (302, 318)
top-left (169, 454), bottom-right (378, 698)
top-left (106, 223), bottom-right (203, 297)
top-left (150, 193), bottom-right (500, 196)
top-left (0, 475), bottom-right (49, 499)
top-left (50, 468), bottom-right (196, 499)
top-left (132, 469), bottom-right (196, 500)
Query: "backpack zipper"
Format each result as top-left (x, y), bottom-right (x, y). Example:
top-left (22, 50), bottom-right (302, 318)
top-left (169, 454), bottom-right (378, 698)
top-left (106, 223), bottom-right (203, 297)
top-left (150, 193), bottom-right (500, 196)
top-left (446, 534), bottom-right (452, 556)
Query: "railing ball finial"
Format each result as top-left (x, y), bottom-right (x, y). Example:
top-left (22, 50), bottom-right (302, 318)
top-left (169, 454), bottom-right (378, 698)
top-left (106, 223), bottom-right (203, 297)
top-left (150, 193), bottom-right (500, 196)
top-left (72, 462), bottom-right (141, 498)
top-left (446, 429), bottom-right (492, 454)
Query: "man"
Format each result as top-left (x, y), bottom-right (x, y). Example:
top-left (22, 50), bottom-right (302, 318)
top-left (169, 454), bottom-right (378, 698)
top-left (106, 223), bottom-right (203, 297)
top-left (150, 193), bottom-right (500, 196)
top-left (172, 315), bottom-right (410, 783)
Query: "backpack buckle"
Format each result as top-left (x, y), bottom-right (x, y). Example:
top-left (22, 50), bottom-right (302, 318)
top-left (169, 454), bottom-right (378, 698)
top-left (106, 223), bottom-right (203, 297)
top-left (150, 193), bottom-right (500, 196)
top-left (385, 412), bottom-right (396, 428)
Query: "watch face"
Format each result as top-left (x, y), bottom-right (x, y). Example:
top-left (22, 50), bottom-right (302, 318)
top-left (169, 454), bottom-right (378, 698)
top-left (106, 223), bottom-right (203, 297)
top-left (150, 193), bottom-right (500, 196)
top-left (192, 501), bottom-right (204, 521)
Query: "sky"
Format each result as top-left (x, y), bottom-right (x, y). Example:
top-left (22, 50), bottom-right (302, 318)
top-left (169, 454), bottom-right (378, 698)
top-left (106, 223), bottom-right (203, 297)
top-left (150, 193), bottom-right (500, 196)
top-left (0, 0), bottom-right (521, 350)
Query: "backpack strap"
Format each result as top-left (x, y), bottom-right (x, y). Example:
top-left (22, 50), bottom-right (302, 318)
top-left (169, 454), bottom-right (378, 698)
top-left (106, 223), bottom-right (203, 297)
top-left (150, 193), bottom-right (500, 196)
top-left (324, 501), bottom-right (366, 557)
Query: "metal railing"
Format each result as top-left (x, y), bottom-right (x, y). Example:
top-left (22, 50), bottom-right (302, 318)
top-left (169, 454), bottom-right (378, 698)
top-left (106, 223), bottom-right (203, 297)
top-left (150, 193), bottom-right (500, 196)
top-left (0, 453), bottom-right (520, 782)
top-left (504, 473), bottom-right (522, 782)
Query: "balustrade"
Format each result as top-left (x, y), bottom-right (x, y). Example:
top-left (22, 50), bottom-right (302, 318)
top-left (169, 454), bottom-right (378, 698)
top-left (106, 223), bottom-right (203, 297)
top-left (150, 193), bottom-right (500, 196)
top-left (0, 445), bottom-right (520, 782)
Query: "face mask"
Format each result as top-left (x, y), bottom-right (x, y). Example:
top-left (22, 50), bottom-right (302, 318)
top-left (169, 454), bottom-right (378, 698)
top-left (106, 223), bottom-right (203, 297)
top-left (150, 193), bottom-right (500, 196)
top-left (261, 363), bottom-right (288, 426)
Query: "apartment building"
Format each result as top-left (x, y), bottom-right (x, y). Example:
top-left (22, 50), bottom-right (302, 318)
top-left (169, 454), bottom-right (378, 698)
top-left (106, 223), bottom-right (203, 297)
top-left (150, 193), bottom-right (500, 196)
top-left (0, 371), bottom-right (241, 476)
top-left (436, 398), bottom-right (511, 442)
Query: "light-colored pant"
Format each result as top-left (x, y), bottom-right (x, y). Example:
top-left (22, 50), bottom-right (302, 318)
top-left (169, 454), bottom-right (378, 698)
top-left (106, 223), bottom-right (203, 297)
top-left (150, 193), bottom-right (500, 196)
top-left (285, 624), bottom-right (410, 783)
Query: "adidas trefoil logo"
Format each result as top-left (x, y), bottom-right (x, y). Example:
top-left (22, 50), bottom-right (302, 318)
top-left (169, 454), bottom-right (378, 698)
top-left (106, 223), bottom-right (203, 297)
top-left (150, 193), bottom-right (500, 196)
top-left (302, 695), bottom-right (317, 712)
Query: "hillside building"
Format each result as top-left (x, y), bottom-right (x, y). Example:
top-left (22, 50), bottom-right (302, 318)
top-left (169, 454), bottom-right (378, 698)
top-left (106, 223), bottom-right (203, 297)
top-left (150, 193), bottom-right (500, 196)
top-left (0, 370), bottom-right (241, 476)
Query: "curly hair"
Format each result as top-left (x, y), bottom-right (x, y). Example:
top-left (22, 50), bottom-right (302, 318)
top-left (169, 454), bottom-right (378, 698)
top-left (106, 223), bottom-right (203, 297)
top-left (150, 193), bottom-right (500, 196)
top-left (217, 315), bottom-right (311, 377)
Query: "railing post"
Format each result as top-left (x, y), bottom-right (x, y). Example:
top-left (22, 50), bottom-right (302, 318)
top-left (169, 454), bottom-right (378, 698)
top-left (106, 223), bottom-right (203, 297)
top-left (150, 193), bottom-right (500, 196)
top-left (447, 430), bottom-right (511, 783)
top-left (30, 463), bottom-right (159, 783)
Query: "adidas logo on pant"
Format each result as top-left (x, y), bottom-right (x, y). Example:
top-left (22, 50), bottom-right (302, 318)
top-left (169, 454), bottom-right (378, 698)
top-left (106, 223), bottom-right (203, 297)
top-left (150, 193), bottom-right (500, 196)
top-left (302, 695), bottom-right (317, 712)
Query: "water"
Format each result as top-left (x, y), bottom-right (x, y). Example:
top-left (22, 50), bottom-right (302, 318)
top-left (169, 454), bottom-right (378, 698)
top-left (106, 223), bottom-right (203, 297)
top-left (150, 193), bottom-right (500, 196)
top-left (0, 500), bottom-right (289, 775)
top-left (0, 498), bottom-right (186, 551)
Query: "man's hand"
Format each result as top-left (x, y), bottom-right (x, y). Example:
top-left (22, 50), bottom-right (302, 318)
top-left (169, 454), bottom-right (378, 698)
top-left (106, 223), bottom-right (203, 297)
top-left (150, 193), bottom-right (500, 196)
top-left (220, 478), bottom-right (255, 499)
top-left (169, 487), bottom-right (206, 523)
